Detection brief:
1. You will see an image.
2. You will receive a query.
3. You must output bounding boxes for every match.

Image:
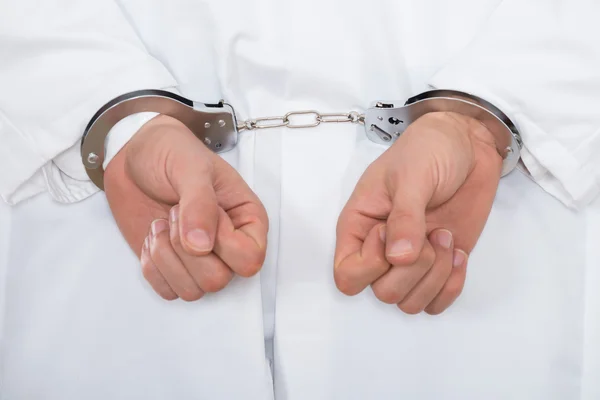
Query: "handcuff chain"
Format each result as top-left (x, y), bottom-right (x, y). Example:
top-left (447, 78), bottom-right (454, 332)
top-left (238, 109), bottom-right (365, 131)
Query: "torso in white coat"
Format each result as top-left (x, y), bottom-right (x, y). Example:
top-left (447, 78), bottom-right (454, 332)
top-left (0, 1), bottom-right (598, 399)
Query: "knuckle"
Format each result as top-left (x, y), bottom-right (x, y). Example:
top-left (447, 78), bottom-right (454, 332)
top-left (372, 284), bottom-right (402, 305)
top-left (158, 290), bottom-right (178, 301)
top-left (201, 269), bottom-right (232, 293)
top-left (141, 261), bottom-right (156, 282)
top-left (202, 277), bottom-right (228, 293)
top-left (237, 249), bottom-right (265, 277)
top-left (388, 209), bottom-right (412, 224)
top-left (445, 280), bottom-right (464, 298)
top-left (425, 305), bottom-right (444, 315)
top-left (388, 206), bottom-right (420, 228)
top-left (141, 262), bottom-right (179, 301)
top-left (239, 263), bottom-right (261, 278)
top-left (398, 301), bottom-right (423, 315)
top-left (334, 270), bottom-right (359, 296)
top-left (178, 288), bottom-right (204, 302)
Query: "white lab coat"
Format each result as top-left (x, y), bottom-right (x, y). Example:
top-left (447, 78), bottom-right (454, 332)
top-left (0, 0), bottom-right (599, 399)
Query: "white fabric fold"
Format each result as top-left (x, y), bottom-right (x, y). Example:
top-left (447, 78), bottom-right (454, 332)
top-left (429, 0), bottom-right (600, 208)
top-left (0, 0), bottom-right (177, 204)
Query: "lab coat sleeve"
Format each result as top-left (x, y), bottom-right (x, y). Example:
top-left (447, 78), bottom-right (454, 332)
top-left (0, 0), bottom-right (178, 205)
top-left (429, 0), bottom-right (600, 209)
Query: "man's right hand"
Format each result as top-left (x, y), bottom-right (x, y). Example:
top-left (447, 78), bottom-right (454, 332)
top-left (104, 115), bottom-right (269, 301)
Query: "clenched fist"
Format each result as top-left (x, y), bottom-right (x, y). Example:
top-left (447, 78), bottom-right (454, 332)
top-left (104, 115), bottom-right (269, 301)
top-left (334, 112), bottom-right (502, 314)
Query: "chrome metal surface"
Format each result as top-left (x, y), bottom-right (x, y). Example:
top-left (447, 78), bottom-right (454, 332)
top-left (238, 109), bottom-right (364, 132)
top-left (81, 89), bottom-right (238, 190)
top-left (81, 88), bottom-right (523, 191)
top-left (364, 90), bottom-right (522, 176)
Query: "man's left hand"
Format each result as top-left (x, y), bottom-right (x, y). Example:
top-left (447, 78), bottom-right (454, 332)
top-left (334, 112), bottom-right (503, 314)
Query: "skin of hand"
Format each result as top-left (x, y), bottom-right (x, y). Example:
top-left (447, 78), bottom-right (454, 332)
top-left (104, 115), bottom-right (269, 301)
top-left (334, 111), bottom-right (503, 315)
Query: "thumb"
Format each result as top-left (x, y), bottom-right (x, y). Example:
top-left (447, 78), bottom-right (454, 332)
top-left (169, 153), bottom-right (219, 256)
top-left (385, 188), bottom-right (429, 266)
top-left (380, 112), bottom-right (479, 266)
top-left (384, 154), bottom-right (435, 266)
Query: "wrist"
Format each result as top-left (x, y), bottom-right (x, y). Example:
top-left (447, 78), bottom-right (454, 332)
top-left (417, 111), bottom-right (497, 148)
top-left (124, 114), bottom-right (193, 159)
top-left (444, 111), bottom-right (503, 171)
top-left (413, 111), bottom-right (502, 178)
top-left (364, 89), bottom-right (521, 177)
top-left (105, 114), bottom-right (179, 192)
top-left (443, 111), bottom-right (498, 151)
top-left (103, 112), bottom-right (160, 170)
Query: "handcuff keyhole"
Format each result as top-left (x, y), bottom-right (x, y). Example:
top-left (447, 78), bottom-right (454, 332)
top-left (215, 142), bottom-right (222, 149)
top-left (389, 117), bottom-right (403, 125)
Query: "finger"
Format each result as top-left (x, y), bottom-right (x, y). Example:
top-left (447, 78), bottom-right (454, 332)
top-left (398, 229), bottom-right (454, 314)
top-left (425, 249), bottom-right (468, 315)
top-left (213, 160), bottom-right (270, 252)
top-left (148, 219), bottom-right (205, 302)
top-left (169, 152), bottom-right (219, 256)
top-left (382, 115), bottom-right (472, 266)
top-left (169, 206), bottom-right (233, 292)
top-left (334, 223), bottom-right (390, 296)
top-left (371, 240), bottom-right (436, 304)
top-left (334, 196), bottom-right (383, 268)
top-left (383, 152), bottom-right (437, 266)
top-left (213, 207), bottom-right (267, 277)
top-left (384, 190), bottom-right (429, 266)
top-left (140, 236), bottom-right (178, 301)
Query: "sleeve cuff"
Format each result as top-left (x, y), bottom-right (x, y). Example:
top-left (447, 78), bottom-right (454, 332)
top-left (1, 81), bottom-right (180, 205)
top-left (428, 75), bottom-right (600, 210)
top-left (101, 87), bottom-right (182, 170)
top-left (102, 112), bottom-right (159, 170)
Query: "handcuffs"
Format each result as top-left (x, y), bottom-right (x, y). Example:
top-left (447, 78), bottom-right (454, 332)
top-left (81, 89), bottom-right (523, 190)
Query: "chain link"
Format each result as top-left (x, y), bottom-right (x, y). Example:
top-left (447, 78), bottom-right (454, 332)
top-left (238, 109), bottom-right (364, 132)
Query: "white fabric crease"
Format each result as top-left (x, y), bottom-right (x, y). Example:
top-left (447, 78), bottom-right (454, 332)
top-left (0, 0), bottom-right (599, 399)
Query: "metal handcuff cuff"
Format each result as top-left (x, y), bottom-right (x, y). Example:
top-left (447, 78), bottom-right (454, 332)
top-left (81, 89), bottom-right (523, 190)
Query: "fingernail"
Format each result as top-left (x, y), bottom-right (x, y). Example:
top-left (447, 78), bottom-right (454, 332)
top-left (186, 229), bottom-right (212, 252)
top-left (453, 249), bottom-right (468, 268)
top-left (435, 229), bottom-right (453, 249)
top-left (170, 206), bottom-right (179, 224)
top-left (379, 225), bottom-right (386, 243)
top-left (151, 219), bottom-right (169, 236)
top-left (388, 239), bottom-right (413, 257)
